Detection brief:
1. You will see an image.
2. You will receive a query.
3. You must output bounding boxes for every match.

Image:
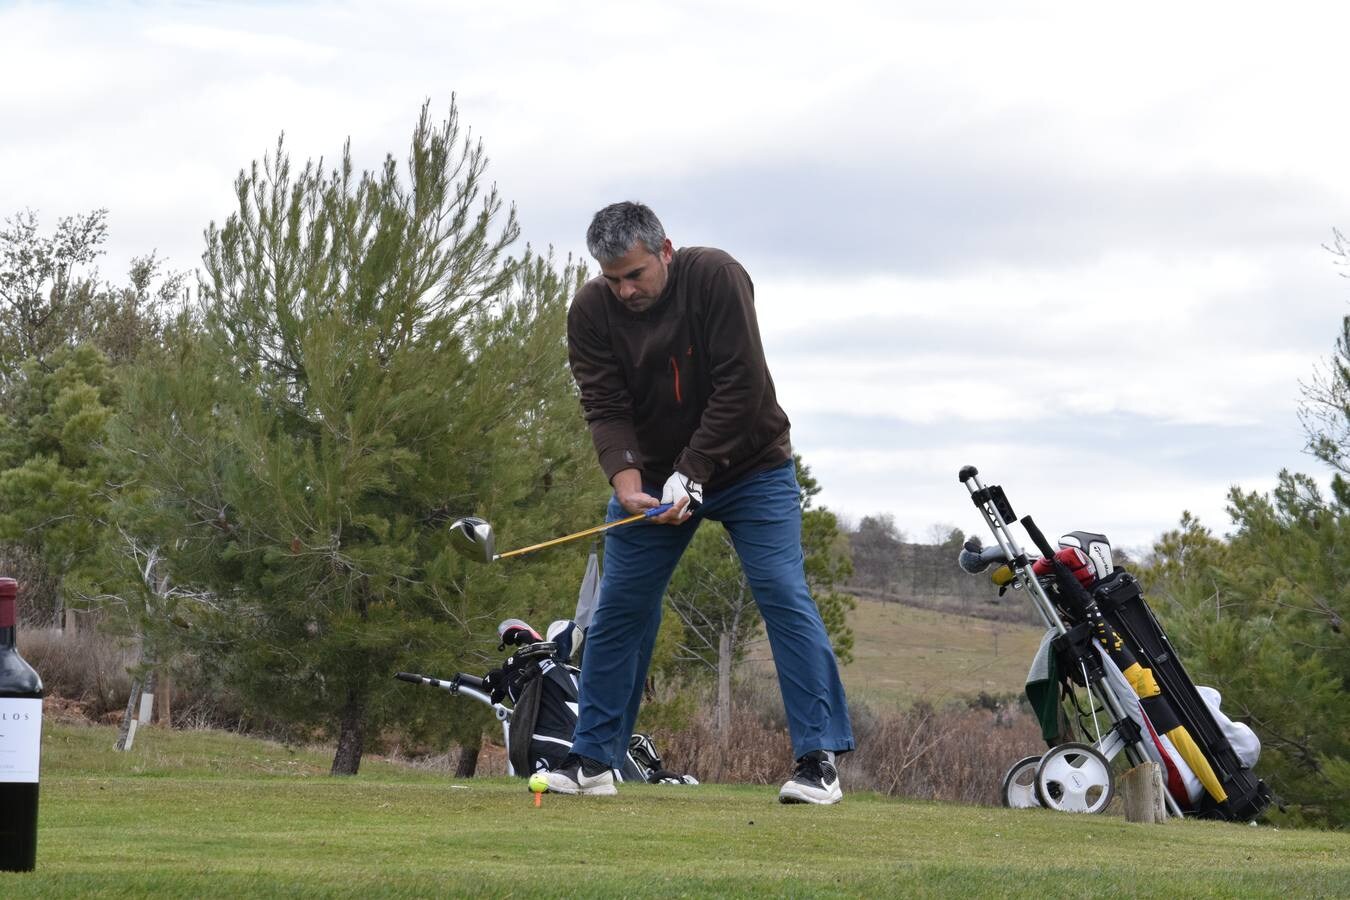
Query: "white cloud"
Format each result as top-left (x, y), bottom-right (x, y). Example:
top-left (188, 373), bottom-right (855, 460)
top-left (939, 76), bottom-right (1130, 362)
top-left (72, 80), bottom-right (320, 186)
top-left (2, 0), bottom-right (1346, 551)
top-left (143, 22), bottom-right (339, 61)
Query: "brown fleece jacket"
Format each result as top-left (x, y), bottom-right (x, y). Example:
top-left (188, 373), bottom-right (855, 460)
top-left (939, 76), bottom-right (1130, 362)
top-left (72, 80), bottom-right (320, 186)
top-left (567, 246), bottom-right (792, 492)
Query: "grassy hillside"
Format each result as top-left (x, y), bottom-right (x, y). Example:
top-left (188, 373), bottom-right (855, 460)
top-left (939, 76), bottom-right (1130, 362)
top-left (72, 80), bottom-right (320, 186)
top-left (746, 596), bottom-right (1048, 710)
top-left (5, 722), bottom-right (1348, 898)
top-left (842, 598), bottom-right (1047, 707)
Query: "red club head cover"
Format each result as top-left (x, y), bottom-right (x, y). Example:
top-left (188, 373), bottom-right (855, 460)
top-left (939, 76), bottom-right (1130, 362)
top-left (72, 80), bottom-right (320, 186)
top-left (1031, 546), bottom-right (1095, 588)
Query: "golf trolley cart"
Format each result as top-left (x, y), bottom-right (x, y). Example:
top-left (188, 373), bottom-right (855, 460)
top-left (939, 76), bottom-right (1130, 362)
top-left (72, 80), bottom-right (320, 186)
top-left (396, 617), bottom-right (696, 785)
top-left (957, 466), bottom-right (1270, 820)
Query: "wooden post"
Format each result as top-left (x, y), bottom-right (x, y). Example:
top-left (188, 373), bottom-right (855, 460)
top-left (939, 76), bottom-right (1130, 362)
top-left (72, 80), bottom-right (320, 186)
top-left (1121, 762), bottom-right (1167, 824)
top-left (157, 670), bottom-right (172, 727)
top-left (138, 669), bottom-right (157, 728)
top-left (716, 632), bottom-right (732, 736)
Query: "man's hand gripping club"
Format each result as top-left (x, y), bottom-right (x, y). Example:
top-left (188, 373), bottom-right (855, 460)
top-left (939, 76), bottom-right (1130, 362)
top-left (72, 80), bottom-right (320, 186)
top-left (613, 468), bottom-right (702, 524)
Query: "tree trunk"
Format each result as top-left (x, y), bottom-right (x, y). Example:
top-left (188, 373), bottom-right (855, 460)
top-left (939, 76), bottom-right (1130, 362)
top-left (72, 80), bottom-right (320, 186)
top-left (716, 631), bottom-right (732, 735)
top-left (115, 676), bottom-right (143, 751)
top-left (455, 730), bottom-right (483, 778)
top-left (330, 687), bottom-right (366, 776)
top-left (158, 670), bottom-right (172, 728)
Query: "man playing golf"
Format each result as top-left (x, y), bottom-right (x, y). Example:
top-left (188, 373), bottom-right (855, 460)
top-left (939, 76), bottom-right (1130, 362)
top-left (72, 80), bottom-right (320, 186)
top-left (547, 201), bottom-right (854, 803)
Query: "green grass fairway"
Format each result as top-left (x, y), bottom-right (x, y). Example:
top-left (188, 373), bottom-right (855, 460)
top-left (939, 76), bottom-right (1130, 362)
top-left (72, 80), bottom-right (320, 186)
top-left (4, 723), bottom-right (1348, 898)
top-left (840, 598), bottom-right (1047, 708)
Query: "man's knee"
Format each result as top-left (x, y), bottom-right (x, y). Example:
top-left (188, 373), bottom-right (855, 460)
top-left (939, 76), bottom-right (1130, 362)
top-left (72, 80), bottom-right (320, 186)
top-left (748, 572), bottom-right (815, 610)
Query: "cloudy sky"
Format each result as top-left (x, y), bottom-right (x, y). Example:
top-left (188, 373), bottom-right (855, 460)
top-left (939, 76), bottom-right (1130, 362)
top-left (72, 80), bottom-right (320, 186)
top-left (4, 1), bottom-right (1349, 552)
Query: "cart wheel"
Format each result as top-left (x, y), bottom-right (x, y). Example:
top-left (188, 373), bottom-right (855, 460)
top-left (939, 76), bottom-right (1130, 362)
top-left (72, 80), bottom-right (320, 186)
top-left (1000, 756), bottom-right (1042, 809)
top-left (1034, 742), bottom-right (1114, 814)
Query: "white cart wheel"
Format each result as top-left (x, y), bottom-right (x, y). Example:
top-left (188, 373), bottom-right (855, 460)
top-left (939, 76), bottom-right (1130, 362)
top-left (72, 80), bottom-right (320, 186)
top-left (1000, 756), bottom-right (1043, 808)
top-left (1034, 742), bottom-right (1114, 814)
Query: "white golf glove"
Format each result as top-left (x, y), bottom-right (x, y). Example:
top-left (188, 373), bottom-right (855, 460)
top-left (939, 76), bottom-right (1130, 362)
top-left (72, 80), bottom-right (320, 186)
top-left (661, 471), bottom-right (703, 513)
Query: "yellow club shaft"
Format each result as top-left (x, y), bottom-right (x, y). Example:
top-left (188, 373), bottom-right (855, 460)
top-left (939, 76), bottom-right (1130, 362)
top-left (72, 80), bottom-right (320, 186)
top-left (495, 512), bottom-right (649, 560)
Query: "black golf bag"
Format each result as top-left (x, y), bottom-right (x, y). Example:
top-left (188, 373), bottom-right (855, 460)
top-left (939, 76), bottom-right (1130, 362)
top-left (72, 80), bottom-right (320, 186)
top-left (958, 466), bottom-right (1271, 820)
top-left (397, 618), bottom-right (697, 784)
top-left (484, 637), bottom-right (588, 777)
top-left (1090, 570), bottom-right (1270, 820)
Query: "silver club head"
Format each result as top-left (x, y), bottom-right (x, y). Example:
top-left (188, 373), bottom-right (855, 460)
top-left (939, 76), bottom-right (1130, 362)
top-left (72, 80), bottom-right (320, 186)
top-left (448, 516), bottom-right (495, 563)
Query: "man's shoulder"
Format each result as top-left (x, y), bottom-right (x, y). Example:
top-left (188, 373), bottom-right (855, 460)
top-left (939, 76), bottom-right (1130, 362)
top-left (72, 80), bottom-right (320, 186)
top-left (676, 246), bottom-right (742, 274)
top-left (570, 275), bottom-right (610, 316)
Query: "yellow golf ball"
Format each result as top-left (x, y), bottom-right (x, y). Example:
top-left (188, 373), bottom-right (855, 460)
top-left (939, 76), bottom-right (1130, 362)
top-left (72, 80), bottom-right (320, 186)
top-left (528, 773), bottom-right (549, 793)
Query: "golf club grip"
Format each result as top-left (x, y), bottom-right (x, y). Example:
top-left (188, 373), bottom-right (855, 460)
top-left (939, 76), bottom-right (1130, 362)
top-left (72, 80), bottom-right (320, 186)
top-left (1021, 516), bottom-right (1056, 558)
top-left (644, 503), bottom-right (674, 517)
top-left (394, 672), bottom-right (424, 684)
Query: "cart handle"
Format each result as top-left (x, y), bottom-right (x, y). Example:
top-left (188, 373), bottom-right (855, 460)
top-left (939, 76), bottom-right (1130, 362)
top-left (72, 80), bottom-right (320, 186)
top-left (1021, 515), bottom-right (1056, 558)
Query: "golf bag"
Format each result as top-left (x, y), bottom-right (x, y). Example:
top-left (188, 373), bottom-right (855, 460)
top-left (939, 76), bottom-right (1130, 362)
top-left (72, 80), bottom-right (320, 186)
top-left (957, 466), bottom-right (1271, 820)
top-left (396, 618), bottom-right (697, 785)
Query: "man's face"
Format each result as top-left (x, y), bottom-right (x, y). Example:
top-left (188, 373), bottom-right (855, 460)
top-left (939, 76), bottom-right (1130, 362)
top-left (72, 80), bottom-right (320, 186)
top-left (599, 238), bottom-right (673, 313)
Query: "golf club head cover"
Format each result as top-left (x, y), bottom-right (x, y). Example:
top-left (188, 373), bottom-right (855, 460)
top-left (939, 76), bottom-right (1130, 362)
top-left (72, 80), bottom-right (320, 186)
top-left (1031, 546), bottom-right (1096, 589)
top-left (958, 536), bottom-right (986, 573)
top-left (497, 618), bottom-right (542, 651)
top-left (661, 471), bottom-right (703, 512)
top-left (1059, 531), bottom-right (1114, 579)
top-left (958, 536), bottom-right (1008, 574)
top-left (629, 732), bottom-right (664, 771)
top-left (481, 665), bottom-right (510, 703)
top-left (546, 619), bottom-right (582, 663)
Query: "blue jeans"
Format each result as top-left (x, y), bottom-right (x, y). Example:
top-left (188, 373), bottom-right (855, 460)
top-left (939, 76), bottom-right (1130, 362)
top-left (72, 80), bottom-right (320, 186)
top-left (571, 460), bottom-right (855, 768)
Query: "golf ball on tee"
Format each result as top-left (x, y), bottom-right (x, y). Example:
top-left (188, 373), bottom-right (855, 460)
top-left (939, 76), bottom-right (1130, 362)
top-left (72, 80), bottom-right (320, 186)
top-left (528, 773), bottom-right (549, 793)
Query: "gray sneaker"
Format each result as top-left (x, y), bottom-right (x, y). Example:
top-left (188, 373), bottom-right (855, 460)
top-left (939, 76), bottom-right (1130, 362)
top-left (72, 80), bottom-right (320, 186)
top-left (543, 753), bottom-right (617, 796)
top-left (778, 750), bottom-right (843, 804)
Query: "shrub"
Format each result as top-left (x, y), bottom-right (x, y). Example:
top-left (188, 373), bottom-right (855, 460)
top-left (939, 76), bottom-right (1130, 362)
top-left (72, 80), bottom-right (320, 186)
top-left (640, 677), bottom-right (1044, 803)
top-left (18, 627), bottom-right (134, 719)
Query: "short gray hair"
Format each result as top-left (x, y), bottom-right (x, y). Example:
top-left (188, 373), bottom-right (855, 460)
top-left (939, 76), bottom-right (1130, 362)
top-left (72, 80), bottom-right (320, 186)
top-left (586, 202), bottom-right (666, 263)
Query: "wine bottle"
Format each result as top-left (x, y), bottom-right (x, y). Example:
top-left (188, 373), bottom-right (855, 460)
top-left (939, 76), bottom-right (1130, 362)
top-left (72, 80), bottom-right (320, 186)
top-left (0, 577), bottom-right (43, 872)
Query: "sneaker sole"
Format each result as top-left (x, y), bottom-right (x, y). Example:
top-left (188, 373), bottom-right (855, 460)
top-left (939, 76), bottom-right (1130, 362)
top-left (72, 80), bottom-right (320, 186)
top-left (778, 785), bottom-right (843, 805)
top-left (544, 781), bottom-right (617, 797)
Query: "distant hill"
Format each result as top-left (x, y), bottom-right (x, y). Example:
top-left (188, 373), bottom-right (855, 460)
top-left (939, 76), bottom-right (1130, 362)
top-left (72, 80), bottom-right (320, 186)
top-left (744, 527), bottom-right (1061, 707)
top-left (840, 598), bottom-right (1047, 707)
top-left (742, 594), bottom-right (1047, 708)
top-left (844, 537), bottom-right (1044, 626)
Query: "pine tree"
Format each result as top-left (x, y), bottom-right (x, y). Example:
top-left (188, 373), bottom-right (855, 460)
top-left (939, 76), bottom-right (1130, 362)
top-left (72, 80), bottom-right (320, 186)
top-left (0, 211), bottom-right (181, 625)
top-left (1143, 480), bottom-right (1350, 825)
top-left (112, 101), bottom-right (606, 774)
top-left (0, 345), bottom-right (117, 626)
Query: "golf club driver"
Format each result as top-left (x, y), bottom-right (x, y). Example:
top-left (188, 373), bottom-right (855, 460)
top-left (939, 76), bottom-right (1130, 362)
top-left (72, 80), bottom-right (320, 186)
top-left (449, 503), bottom-right (674, 563)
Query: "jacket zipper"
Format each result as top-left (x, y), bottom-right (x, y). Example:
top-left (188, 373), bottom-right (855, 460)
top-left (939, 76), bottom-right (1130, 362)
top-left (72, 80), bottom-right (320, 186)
top-left (669, 355), bottom-right (682, 405)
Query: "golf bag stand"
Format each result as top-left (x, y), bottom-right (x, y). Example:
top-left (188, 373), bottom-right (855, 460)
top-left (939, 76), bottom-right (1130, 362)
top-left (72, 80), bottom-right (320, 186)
top-left (958, 465), bottom-right (1184, 817)
top-left (394, 671), bottom-right (518, 770)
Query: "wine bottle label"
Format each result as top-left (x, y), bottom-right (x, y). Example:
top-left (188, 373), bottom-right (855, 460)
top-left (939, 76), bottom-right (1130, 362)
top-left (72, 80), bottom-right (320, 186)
top-left (0, 698), bottom-right (42, 783)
